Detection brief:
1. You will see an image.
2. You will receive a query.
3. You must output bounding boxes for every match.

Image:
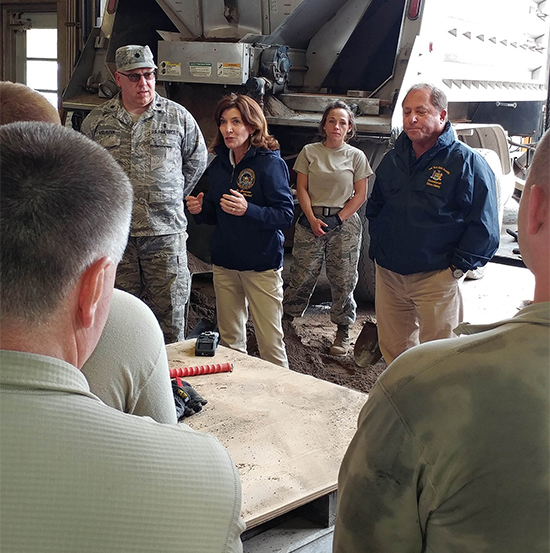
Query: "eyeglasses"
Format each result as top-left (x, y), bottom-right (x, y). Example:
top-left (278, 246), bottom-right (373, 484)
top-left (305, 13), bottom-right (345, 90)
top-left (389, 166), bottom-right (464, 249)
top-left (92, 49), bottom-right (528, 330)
top-left (118, 71), bottom-right (156, 83)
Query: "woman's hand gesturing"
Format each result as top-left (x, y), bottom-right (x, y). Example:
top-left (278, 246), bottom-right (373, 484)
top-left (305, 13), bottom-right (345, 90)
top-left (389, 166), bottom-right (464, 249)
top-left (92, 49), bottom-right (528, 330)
top-left (185, 192), bottom-right (204, 215)
top-left (220, 189), bottom-right (248, 216)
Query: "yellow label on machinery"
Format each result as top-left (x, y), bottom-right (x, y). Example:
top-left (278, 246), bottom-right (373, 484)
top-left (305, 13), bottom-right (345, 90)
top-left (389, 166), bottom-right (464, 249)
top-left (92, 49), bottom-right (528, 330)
top-left (217, 63), bottom-right (242, 78)
top-left (160, 61), bottom-right (182, 77)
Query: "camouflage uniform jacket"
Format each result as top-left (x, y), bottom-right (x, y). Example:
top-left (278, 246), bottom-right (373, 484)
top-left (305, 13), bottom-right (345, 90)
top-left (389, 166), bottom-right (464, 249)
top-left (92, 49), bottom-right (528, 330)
top-left (81, 92), bottom-right (207, 236)
top-left (334, 301), bottom-right (550, 552)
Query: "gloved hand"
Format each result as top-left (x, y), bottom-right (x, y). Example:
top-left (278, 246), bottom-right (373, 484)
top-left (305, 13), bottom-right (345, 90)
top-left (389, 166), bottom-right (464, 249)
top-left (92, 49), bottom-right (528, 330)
top-left (172, 377), bottom-right (208, 421)
top-left (323, 214), bottom-right (342, 231)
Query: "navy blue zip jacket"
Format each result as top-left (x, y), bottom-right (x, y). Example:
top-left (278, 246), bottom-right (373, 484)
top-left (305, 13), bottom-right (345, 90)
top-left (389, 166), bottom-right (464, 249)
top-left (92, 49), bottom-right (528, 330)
top-left (194, 144), bottom-right (294, 272)
top-left (367, 122), bottom-right (500, 275)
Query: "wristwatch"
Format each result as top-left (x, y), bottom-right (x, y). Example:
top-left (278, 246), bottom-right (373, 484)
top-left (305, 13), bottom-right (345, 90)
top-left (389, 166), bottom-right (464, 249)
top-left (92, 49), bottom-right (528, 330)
top-left (450, 264), bottom-right (464, 279)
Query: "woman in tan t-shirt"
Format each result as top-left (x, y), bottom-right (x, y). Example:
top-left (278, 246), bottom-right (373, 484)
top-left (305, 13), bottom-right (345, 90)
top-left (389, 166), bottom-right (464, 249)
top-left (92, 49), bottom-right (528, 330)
top-left (283, 100), bottom-right (373, 356)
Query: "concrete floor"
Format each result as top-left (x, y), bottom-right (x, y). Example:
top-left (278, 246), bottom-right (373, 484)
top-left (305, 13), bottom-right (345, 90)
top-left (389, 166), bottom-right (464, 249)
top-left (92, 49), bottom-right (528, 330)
top-left (461, 262), bottom-right (534, 325)
top-left (461, 198), bottom-right (534, 325)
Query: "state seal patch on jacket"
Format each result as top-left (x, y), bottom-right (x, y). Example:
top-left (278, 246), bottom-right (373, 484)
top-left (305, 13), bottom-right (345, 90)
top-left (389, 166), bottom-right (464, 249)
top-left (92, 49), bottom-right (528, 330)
top-left (237, 168), bottom-right (255, 190)
top-left (426, 166), bottom-right (450, 189)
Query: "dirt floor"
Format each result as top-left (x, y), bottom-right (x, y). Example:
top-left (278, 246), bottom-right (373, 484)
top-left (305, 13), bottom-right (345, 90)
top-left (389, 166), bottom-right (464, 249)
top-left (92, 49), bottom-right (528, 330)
top-left (187, 272), bottom-right (386, 395)
top-left (187, 201), bottom-right (534, 395)
top-left (281, 284), bottom-right (386, 394)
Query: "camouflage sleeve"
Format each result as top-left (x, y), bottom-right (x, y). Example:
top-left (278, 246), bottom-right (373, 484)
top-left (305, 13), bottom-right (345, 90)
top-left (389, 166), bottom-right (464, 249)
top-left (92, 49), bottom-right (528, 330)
top-left (80, 112), bottom-right (94, 139)
top-left (333, 381), bottom-right (424, 553)
top-left (180, 110), bottom-right (208, 196)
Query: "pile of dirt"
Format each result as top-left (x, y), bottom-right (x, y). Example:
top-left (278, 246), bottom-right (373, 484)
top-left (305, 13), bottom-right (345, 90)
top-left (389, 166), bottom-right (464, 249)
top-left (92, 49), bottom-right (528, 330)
top-left (281, 314), bottom-right (386, 394)
top-left (187, 275), bottom-right (386, 394)
top-left (186, 287), bottom-right (217, 334)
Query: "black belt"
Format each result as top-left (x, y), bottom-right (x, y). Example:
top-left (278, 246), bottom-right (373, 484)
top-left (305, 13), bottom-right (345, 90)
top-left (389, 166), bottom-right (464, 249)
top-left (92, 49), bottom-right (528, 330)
top-left (312, 206), bottom-right (341, 217)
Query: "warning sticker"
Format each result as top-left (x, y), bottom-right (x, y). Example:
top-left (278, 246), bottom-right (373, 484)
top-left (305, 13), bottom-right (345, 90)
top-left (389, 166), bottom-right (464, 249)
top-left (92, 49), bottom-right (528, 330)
top-left (159, 61), bottom-right (182, 77)
top-left (189, 62), bottom-right (212, 77)
top-left (217, 63), bottom-right (242, 78)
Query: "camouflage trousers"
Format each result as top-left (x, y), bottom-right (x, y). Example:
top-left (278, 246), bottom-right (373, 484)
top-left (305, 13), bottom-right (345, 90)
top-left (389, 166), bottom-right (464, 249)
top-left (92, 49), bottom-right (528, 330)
top-left (283, 212), bottom-right (362, 326)
top-left (116, 233), bottom-right (190, 344)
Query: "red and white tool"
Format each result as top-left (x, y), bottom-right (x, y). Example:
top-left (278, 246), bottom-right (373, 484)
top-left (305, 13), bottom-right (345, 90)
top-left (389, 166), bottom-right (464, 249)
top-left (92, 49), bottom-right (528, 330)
top-left (169, 362), bottom-right (233, 378)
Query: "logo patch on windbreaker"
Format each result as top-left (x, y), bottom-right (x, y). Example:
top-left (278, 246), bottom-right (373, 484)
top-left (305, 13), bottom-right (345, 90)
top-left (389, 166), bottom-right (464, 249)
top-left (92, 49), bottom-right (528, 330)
top-left (426, 166), bottom-right (450, 189)
top-left (237, 168), bottom-right (255, 190)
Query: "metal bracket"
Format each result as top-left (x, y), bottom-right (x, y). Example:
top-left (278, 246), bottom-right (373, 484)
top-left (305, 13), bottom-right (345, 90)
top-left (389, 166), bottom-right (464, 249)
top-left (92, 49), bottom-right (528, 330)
top-left (9, 14), bottom-right (32, 33)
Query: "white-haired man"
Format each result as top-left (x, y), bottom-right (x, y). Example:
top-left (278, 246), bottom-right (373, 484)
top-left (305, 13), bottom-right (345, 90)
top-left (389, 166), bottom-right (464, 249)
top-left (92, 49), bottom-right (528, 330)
top-left (334, 130), bottom-right (550, 551)
top-left (367, 83), bottom-right (500, 363)
top-left (0, 122), bottom-right (244, 552)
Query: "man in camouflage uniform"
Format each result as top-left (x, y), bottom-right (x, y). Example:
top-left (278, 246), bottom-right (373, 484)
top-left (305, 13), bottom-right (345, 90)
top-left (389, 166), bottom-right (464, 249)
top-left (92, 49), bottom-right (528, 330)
top-left (82, 45), bottom-right (207, 343)
top-left (333, 131), bottom-right (550, 552)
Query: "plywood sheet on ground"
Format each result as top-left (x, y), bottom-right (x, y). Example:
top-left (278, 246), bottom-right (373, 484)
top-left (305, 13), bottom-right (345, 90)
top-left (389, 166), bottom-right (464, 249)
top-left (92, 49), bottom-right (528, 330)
top-left (166, 341), bottom-right (367, 529)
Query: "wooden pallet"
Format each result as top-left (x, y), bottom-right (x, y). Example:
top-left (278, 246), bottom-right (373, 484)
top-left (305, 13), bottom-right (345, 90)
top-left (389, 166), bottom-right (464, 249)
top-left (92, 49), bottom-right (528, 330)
top-left (166, 341), bottom-right (367, 529)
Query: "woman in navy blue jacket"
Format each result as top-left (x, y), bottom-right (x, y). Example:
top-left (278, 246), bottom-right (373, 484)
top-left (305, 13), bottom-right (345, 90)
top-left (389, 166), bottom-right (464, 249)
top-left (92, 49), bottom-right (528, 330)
top-left (186, 94), bottom-right (294, 368)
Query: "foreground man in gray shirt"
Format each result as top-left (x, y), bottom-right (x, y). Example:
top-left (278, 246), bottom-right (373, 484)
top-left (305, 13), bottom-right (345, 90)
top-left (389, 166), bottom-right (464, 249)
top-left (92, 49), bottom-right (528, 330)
top-left (0, 122), bottom-right (244, 552)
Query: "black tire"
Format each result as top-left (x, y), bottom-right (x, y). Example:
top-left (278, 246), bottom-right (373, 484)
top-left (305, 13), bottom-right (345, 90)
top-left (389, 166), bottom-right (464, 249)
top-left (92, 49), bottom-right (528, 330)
top-left (351, 141), bottom-right (389, 304)
top-left (474, 148), bottom-right (505, 231)
top-left (355, 212), bottom-right (376, 303)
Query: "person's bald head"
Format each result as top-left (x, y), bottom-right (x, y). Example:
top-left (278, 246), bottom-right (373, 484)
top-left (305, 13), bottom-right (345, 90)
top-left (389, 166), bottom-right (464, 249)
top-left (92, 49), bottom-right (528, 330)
top-left (517, 129), bottom-right (550, 302)
top-left (0, 81), bottom-right (60, 125)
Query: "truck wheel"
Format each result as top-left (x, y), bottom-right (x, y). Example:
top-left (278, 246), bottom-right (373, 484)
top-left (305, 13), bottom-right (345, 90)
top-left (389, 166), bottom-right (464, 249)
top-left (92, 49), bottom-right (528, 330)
top-left (355, 215), bottom-right (376, 303)
top-left (474, 148), bottom-right (507, 231)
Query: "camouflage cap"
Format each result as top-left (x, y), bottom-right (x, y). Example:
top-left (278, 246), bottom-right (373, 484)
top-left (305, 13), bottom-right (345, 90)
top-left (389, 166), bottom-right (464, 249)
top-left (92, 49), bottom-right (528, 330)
top-left (115, 45), bottom-right (157, 72)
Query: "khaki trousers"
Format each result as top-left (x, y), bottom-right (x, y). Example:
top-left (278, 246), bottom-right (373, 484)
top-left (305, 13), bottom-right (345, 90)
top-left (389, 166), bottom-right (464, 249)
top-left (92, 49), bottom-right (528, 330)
top-left (213, 265), bottom-right (288, 368)
top-left (375, 263), bottom-right (464, 364)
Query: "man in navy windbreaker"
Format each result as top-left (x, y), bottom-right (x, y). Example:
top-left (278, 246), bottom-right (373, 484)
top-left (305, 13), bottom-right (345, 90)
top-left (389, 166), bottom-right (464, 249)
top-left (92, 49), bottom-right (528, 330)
top-left (367, 83), bottom-right (499, 364)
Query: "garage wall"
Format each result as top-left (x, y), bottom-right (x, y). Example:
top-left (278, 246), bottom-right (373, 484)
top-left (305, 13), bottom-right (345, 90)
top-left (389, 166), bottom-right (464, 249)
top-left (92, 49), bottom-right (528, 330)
top-left (1, 0), bottom-right (99, 111)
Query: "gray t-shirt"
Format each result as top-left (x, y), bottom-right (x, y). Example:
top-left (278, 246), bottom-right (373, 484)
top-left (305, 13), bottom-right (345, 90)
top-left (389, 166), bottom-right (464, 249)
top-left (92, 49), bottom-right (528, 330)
top-left (293, 142), bottom-right (372, 208)
top-left (82, 289), bottom-right (177, 424)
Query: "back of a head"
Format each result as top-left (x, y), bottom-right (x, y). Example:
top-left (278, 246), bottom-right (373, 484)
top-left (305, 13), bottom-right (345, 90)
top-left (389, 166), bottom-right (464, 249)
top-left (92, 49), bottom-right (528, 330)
top-left (0, 122), bottom-right (133, 324)
top-left (518, 129), bottom-right (550, 297)
top-left (526, 130), bottom-right (550, 196)
top-left (0, 81), bottom-right (61, 125)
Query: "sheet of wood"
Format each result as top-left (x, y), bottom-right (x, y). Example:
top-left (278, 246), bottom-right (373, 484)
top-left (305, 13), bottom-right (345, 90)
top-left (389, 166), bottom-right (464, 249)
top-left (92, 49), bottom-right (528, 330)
top-left (166, 341), bottom-right (368, 528)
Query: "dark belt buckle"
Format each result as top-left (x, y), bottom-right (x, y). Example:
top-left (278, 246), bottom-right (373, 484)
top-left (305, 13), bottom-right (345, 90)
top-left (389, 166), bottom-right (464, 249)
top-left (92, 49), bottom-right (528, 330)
top-left (322, 207), bottom-right (331, 217)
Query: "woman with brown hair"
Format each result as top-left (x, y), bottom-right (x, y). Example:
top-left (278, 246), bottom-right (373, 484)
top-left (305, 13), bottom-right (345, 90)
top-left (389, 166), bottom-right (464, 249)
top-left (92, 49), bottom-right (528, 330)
top-left (283, 100), bottom-right (372, 356)
top-left (186, 93), bottom-right (294, 368)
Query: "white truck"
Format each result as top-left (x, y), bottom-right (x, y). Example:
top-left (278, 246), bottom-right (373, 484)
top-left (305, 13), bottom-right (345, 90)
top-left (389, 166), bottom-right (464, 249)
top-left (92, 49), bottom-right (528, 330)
top-left (63, 0), bottom-right (550, 300)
